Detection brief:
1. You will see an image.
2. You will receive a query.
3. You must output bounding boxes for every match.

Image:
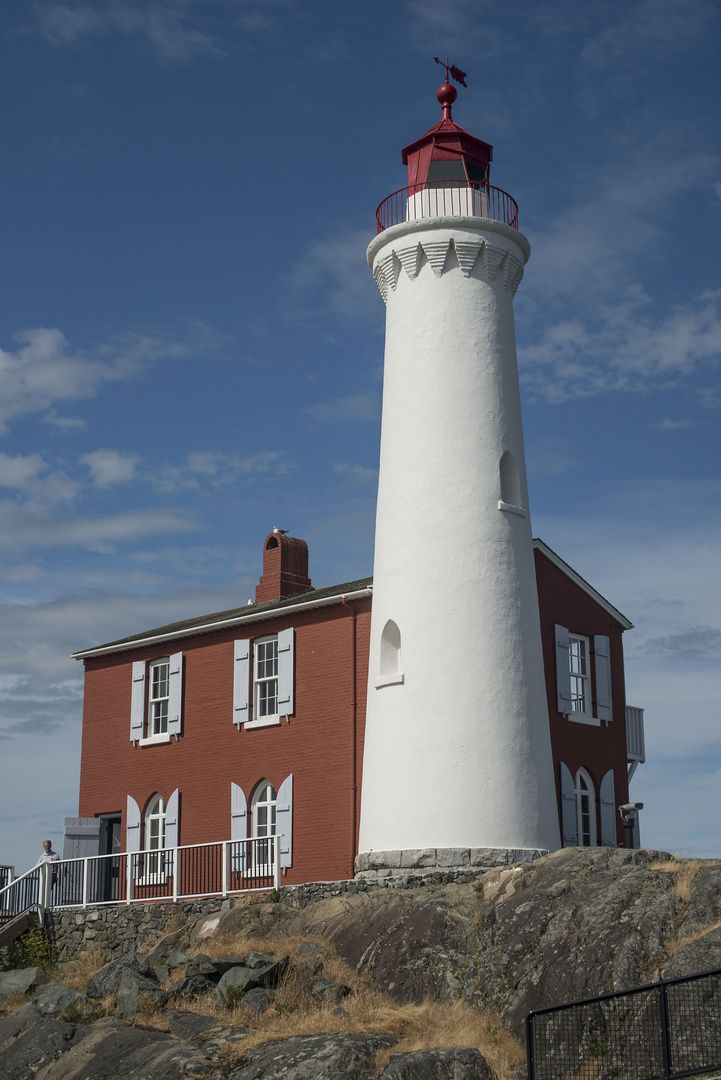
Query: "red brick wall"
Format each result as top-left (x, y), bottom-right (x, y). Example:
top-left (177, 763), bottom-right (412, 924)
top-left (534, 549), bottom-right (630, 846)
top-left (78, 597), bottom-right (371, 885)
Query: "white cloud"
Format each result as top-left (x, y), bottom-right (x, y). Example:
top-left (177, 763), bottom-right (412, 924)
top-left (285, 228), bottom-right (381, 325)
top-left (0, 323), bottom-right (220, 434)
top-left (649, 418), bottom-right (695, 430)
top-left (35, 1), bottom-right (223, 63)
top-left (81, 449), bottom-right (141, 487)
top-left (152, 450), bottom-right (295, 493)
top-left (305, 393), bottom-right (381, 423)
top-left (0, 453), bottom-right (46, 488)
top-left (519, 287), bottom-right (721, 402)
top-left (334, 462), bottom-right (379, 486)
top-left (0, 505), bottom-right (202, 554)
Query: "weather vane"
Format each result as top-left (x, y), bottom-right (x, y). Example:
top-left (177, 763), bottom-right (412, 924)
top-left (433, 55), bottom-right (468, 88)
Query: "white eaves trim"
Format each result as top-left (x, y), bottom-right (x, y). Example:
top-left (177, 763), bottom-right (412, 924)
top-left (73, 587), bottom-right (373, 661)
top-left (532, 539), bottom-right (634, 630)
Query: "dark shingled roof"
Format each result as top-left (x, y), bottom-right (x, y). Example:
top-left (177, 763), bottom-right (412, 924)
top-left (73, 577), bottom-right (373, 658)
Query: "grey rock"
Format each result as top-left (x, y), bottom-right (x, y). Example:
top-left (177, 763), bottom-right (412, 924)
top-left (32, 980), bottom-right (86, 1017)
top-left (116, 966), bottom-right (168, 1018)
top-left (184, 953), bottom-right (218, 978)
top-left (382, 1046), bottom-right (491, 1079)
top-left (163, 1009), bottom-right (223, 1042)
top-left (15, 1001), bottom-right (40, 1018)
top-left (254, 955), bottom-right (290, 987)
top-left (0, 1016), bottom-right (80, 1077)
top-left (206, 954), bottom-right (248, 975)
top-left (226, 1033), bottom-right (397, 1079)
top-left (215, 965), bottom-right (261, 1002)
top-left (86, 951), bottom-right (151, 998)
top-left (154, 963), bottom-right (170, 982)
top-left (677, 867), bottom-right (721, 940)
top-left (145, 929), bottom-right (189, 965)
top-left (662, 926), bottom-right (721, 980)
top-left (165, 949), bottom-right (190, 968)
top-left (168, 974), bottom-right (215, 997)
top-left (310, 976), bottom-right (352, 1004)
top-left (241, 986), bottom-right (277, 1014)
top-left (296, 940), bottom-right (327, 961)
top-left (0, 966), bottom-right (48, 999)
top-left (246, 951), bottom-right (275, 968)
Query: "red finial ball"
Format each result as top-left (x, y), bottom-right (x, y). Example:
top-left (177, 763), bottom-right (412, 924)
top-left (437, 82), bottom-right (457, 107)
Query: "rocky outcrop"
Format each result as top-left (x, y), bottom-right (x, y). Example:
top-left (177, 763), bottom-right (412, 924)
top-left (2, 848), bottom-right (720, 1079)
top-left (192, 847), bottom-right (721, 1036)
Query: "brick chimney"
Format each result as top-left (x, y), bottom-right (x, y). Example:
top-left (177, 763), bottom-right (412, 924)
top-left (255, 531), bottom-right (312, 604)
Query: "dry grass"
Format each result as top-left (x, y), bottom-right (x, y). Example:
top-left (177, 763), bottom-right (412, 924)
top-left (653, 858), bottom-right (706, 903)
top-left (0, 991), bottom-right (32, 1016)
top-left (55, 950), bottom-right (109, 992)
top-left (172, 934), bottom-right (524, 1080)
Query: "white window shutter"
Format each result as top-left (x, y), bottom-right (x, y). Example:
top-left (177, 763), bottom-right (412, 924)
top-left (555, 625), bottom-right (572, 716)
top-left (168, 652), bottom-right (183, 739)
top-left (231, 782), bottom-right (248, 871)
top-left (276, 773), bottom-right (293, 868)
top-left (594, 635), bottom-right (612, 722)
top-left (233, 640), bottom-right (251, 727)
top-left (599, 770), bottom-right (616, 847)
top-left (126, 795), bottom-right (142, 853)
top-left (560, 762), bottom-right (577, 847)
top-left (165, 788), bottom-right (180, 849)
top-left (130, 661), bottom-right (146, 743)
top-left (277, 628), bottom-right (295, 716)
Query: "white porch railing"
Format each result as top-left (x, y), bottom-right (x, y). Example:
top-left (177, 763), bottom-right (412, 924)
top-left (626, 705), bottom-right (646, 784)
top-left (0, 836), bottom-right (281, 918)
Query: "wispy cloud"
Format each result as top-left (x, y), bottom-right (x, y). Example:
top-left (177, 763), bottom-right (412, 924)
top-left (649, 417), bottom-right (695, 430)
top-left (152, 450), bottom-right (295, 493)
top-left (81, 449), bottom-right (141, 487)
top-left (285, 228), bottom-right (380, 326)
top-left (35, 1), bottom-right (223, 63)
top-left (0, 323), bottom-right (221, 434)
top-left (305, 393), bottom-right (380, 424)
top-left (0, 505), bottom-right (202, 554)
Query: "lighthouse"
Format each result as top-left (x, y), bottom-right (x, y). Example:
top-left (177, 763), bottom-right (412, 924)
top-left (356, 74), bottom-right (561, 872)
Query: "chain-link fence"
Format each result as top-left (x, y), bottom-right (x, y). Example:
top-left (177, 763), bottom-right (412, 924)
top-left (527, 967), bottom-right (721, 1080)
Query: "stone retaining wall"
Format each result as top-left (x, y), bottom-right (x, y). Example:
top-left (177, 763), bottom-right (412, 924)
top-left (44, 862), bottom-right (516, 961)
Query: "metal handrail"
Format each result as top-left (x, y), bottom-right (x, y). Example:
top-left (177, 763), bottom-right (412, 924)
top-left (376, 180), bottom-right (519, 233)
top-left (1, 835), bottom-right (283, 914)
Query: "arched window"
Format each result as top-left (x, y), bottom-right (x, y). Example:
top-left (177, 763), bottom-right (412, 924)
top-left (380, 620), bottom-right (401, 676)
top-left (575, 769), bottom-right (597, 847)
top-left (499, 451), bottom-right (522, 509)
top-left (144, 793), bottom-right (166, 880)
top-left (251, 780), bottom-right (277, 875)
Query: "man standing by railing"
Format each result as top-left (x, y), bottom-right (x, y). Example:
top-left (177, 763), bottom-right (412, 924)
top-left (35, 840), bottom-right (61, 889)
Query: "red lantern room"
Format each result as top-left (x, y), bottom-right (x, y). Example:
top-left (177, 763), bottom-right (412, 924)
top-left (402, 81), bottom-right (493, 190)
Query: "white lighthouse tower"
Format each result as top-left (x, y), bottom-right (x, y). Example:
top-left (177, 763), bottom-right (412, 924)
top-left (356, 74), bottom-right (560, 874)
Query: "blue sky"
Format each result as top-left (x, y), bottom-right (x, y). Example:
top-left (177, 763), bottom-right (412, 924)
top-left (1, 0), bottom-right (719, 874)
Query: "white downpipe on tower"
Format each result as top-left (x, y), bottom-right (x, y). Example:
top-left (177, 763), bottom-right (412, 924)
top-left (357, 88), bottom-right (560, 868)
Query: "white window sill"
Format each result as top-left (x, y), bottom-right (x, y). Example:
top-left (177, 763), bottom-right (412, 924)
top-left (566, 712), bottom-right (601, 727)
top-left (498, 500), bottom-right (526, 517)
top-left (138, 733), bottom-right (172, 746)
top-left (244, 715), bottom-right (282, 730)
top-left (375, 672), bottom-right (405, 689)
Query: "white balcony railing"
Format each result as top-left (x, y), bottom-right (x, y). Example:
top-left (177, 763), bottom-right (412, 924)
top-left (0, 835), bottom-right (281, 919)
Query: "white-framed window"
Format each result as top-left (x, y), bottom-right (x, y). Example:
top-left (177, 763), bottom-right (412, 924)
top-left (148, 659), bottom-right (170, 737)
top-left (568, 635), bottom-right (590, 716)
top-left (575, 768), bottom-right (597, 847)
top-left (233, 629), bottom-right (294, 729)
top-left (251, 780), bottom-right (277, 874)
top-left (255, 637), bottom-right (279, 720)
top-left (554, 627), bottom-right (612, 726)
top-left (145, 794), bottom-right (167, 881)
top-left (130, 652), bottom-right (183, 745)
top-left (231, 775), bottom-right (293, 872)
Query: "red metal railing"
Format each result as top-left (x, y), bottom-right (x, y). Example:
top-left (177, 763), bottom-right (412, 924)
top-left (376, 180), bottom-right (519, 234)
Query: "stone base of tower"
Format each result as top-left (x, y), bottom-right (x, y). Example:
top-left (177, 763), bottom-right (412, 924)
top-left (354, 847), bottom-right (549, 881)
